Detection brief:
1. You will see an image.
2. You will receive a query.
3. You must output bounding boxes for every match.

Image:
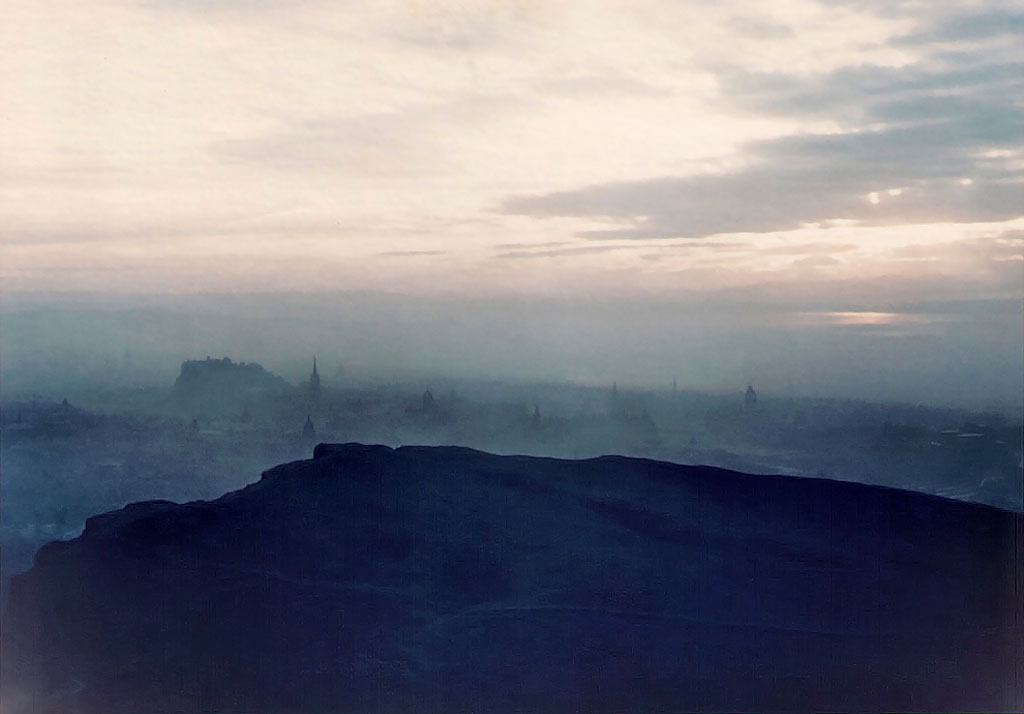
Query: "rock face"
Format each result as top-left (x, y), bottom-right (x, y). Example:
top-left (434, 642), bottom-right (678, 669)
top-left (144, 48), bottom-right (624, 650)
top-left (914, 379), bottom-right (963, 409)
top-left (3, 444), bottom-right (1022, 713)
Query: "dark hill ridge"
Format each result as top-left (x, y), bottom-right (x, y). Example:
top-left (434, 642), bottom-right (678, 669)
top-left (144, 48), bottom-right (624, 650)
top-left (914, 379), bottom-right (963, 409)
top-left (3, 444), bottom-right (1022, 713)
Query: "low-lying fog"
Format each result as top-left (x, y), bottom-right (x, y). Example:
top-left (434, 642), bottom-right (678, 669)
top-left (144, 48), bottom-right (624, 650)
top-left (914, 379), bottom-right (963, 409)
top-left (2, 291), bottom-right (1021, 413)
top-left (2, 291), bottom-right (1021, 605)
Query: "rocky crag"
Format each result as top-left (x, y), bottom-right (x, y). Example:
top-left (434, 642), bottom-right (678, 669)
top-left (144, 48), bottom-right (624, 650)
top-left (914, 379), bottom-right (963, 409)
top-left (3, 443), bottom-right (1021, 712)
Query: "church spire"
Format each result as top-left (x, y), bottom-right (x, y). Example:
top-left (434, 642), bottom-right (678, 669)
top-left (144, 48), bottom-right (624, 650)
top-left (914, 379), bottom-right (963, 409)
top-left (309, 355), bottom-right (322, 402)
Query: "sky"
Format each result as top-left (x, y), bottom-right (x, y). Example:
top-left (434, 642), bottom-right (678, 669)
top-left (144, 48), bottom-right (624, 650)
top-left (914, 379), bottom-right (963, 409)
top-left (1, 0), bottom-right (1022, 408)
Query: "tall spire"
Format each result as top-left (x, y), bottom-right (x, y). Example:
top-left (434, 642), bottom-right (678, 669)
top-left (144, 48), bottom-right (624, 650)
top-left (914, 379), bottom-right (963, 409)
top-left (309, 355), bottom-right (322, 401)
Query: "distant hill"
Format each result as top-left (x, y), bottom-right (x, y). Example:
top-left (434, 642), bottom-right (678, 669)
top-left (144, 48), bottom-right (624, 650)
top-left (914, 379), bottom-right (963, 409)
top-left (3, 444), bottom-right (1021, 713)
top-left (171, 356), bottom-right (292, 414)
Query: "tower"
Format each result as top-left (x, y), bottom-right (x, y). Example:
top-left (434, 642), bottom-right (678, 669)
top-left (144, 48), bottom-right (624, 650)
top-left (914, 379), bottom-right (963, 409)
top-left (309, 356), bottom-right (322, 402)
top-left (745, 384), bottom-right (758, 408)
top-left (303, 415), bottom-right (316, 438)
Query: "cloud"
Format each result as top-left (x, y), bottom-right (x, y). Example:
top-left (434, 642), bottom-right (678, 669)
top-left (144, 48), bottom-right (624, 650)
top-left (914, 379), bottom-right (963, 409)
top-left (504, 44), bottom-right (1023, 239)
top-left (505, 157), bottom-right (1021, 241)
top-left (760, 242), bottom-right (858, 255)
top-left (534, 73), bottom-right (670, 99)
top-left (378, 250), bottom-right (448, 257)
top-left (212, 95), bottom-right (524, 176)
top-left (4, 0), bottom-right (1022, 313)
top-left (725, 59), bottom-right (1022, 120)
top-left (494, 244), bottom-right (633, 259)
top-left (382, 0), bottom-right (546, 51)
top-left (895, 9), bottom-right (1024, 44)
top-left (492, 241), bottom-right (570, 250)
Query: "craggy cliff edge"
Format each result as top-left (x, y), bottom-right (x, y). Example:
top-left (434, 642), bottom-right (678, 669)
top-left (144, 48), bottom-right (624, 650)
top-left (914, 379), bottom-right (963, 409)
top-left (3, 443), bottom-right (1022, 712)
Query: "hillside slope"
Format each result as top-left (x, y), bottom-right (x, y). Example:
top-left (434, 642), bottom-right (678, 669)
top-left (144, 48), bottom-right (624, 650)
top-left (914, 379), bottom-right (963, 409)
top-left (3, 443), bottom-right (1021, 712)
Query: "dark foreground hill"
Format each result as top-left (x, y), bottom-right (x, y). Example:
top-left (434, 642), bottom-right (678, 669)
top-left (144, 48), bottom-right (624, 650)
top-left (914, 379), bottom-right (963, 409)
top-left (3, 444), bottom-right (1022, 713)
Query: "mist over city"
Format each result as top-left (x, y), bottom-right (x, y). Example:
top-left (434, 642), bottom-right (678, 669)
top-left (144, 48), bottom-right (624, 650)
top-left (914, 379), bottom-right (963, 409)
top-left (1, 0), bottom-right (1022, 711)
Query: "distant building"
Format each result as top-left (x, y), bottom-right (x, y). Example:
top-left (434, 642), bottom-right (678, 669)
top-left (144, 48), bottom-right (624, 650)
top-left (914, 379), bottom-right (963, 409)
top-left (422, 390), bottom-right (435, 410)
top-left (172, 357), bottom-right (291, 413)
top-left (745, 384), bottom-right (758, 408)
top-left (640, 408), bottom-right (656, 430)
top-left (309, 357), bottom-right (322, 403)
top-left (303, 415), bottom-right (316, 438)
top-left (608, 381), bottom-right (623, 414)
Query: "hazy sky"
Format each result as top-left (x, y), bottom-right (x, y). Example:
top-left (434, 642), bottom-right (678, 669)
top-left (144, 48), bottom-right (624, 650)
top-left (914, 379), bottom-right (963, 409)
top-left (1, 1), bottom-right (1022, 407)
